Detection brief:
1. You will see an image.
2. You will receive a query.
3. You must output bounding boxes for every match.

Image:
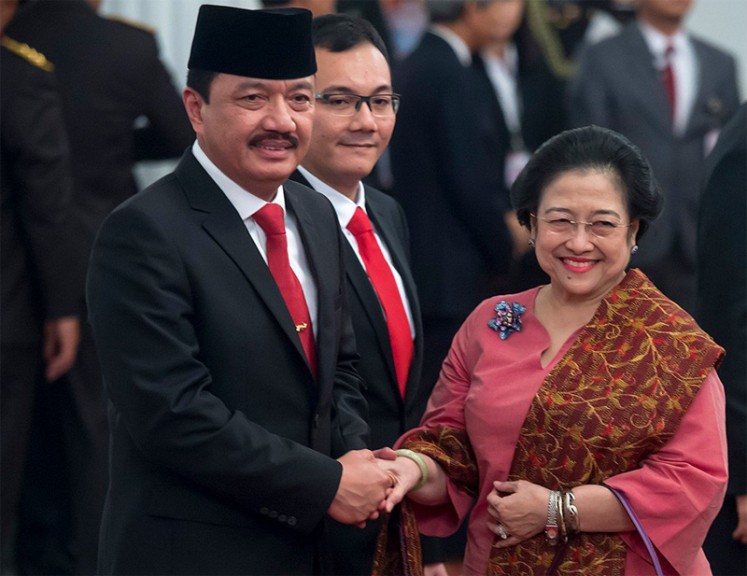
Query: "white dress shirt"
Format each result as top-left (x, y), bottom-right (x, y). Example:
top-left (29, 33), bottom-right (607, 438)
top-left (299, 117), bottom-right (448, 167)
top-left (193, 141), bottom-right (318, 335)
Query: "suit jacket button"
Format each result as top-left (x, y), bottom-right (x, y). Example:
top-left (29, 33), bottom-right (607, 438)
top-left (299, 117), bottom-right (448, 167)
top-left (278, 514), bottom-right (287, 522)
top-left (269, 510), bottom-right (278, 519)
top-left (288, 516), bottom-right (297, 526)
top-left (259, 507), bottom-right (269, 515)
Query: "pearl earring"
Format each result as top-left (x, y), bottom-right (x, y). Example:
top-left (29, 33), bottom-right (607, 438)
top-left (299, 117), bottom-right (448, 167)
top-left (631, 245), bottom-right (639, 254)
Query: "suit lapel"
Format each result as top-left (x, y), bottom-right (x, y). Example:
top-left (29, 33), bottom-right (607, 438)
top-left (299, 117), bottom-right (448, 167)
top-left (175, 153), bottom-right (311, 372)
top-left (624, 25), bottom-right (674, 134)
top-left (284, 182), bottom-right (333, 383)
top-left (685, 40), bottom-right (724, 135)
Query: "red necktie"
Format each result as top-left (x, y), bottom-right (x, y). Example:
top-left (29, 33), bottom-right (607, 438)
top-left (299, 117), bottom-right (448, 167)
top-left (253, 204), bottom-right (317, 375)
top-left (661, 44), bottom-right (676, 121)
top-left (347, 207), bottom-right (413, 397)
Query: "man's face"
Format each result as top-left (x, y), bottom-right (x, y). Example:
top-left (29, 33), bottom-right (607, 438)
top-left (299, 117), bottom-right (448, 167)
top-left (302, 43), bottom-right (395, 198)
top-left (638, 0), bottom-right (693, 24)
top-left (466, 0), bottom-right (525, 49)
top-left (183, 73), bottom-right (315, 200)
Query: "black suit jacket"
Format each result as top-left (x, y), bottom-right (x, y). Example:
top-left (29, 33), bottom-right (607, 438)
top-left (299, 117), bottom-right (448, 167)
top-left (389, 32), bottom-right (513, 322)
top-left (7, 0), bottom-right (193, 263)
top-left (87, 151), bottom-right (369, 575)
top-left (290, 171), bottom-right (439, 573)
top-left (291, 172), bottom-right (428, 446)
top-left (0, 42), bottom-right (82, 345)
top-left (697, 102), bottom-right (746, 497)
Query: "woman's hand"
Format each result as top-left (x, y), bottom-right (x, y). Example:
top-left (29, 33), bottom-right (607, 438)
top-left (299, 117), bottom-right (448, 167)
top-left (376, 456), bottom-right (424, 512)
top-left (486, 480), bottom-right (548, 548)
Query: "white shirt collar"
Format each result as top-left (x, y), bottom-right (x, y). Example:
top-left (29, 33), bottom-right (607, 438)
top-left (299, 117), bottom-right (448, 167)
top-left (430, 24), bottom-right (472, 67)
top-left (192, 141), bottom-right (285, 219)
top-left (481, 42), bottom-right (518, 75)
top-left (638, 21), bottom-right (688, 66)
top-left (296, 165), bottom-right (366, 227)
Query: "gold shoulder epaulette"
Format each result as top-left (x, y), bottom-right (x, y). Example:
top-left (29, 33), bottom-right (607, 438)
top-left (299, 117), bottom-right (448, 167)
top-left (106, 14), bottom-right (155, 35)
top-left (1, 36), bottom-right (54, 72)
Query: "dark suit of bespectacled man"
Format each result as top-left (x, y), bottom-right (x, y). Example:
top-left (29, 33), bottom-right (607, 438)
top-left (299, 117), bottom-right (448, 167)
top-left (290, 13), bottom-right (444, 574)
top-left (86, 6), bottom-right (393, 575)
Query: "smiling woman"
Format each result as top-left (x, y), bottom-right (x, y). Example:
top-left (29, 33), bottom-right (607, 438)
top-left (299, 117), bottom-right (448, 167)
top-left (375, 126), bottom-right (728, 576)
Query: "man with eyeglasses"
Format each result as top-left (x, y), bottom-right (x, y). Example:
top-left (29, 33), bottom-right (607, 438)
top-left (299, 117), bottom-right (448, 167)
top-left (290, 13), bottom-right (445, 576)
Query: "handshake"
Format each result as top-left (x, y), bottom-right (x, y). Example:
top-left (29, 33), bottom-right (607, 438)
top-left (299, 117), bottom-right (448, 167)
top-left (327, 447), bottom-right (433, 527)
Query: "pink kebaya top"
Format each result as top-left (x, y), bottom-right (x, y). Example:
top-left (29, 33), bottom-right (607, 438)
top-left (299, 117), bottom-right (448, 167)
top-left (407, 286), bottom-right (727, 575)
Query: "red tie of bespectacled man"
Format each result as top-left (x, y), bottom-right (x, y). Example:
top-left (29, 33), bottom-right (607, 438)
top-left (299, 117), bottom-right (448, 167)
top-left (253, 204), bottom-right (317, 376)
top-left (347, 207), bottom-right (413, 397)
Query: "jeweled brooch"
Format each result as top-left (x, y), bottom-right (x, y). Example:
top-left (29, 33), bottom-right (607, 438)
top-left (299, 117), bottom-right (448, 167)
top-left (488, 301), bottom-right (526, 340)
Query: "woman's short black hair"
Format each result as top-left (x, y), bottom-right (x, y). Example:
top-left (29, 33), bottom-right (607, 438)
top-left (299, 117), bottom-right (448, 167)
top-left (511, 125), bottom-right (664, 241)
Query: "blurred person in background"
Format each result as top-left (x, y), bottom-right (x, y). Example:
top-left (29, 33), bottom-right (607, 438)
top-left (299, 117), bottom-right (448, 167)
top-left (475, 0), bottom-right (567, 292)
top-left (697, 102), bottom-right (747, 574)
top-left (0, 0), bottom-right (84, 572)
top-left (6, 0), bottom-right (194, 573)
top-left (567, 0), bottom-right (740, 314)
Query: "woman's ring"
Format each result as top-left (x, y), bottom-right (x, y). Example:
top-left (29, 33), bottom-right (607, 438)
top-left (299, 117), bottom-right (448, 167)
top-left (497, 524), bottom-right (508, 540)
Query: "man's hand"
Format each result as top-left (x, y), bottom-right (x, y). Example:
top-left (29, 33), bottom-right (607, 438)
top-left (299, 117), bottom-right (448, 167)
top-left (733, 494), bottom-right (747, 544)
top-left (43, 316), bottom-right (80, 382)
top-left (328, 450), bottom-right (393, 528)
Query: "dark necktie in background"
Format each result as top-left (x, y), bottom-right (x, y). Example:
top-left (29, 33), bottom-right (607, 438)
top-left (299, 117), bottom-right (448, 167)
top-left (254, 204), bottom-right (317, 375)
top-left (347, 207), bottom-right (413, 397)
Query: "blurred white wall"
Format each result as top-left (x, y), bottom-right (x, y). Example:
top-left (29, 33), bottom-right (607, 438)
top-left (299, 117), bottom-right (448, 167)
top-left (689, 0), bottom-right (747, 96)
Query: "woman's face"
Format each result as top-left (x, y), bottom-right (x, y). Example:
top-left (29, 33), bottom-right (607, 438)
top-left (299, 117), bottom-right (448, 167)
top-left (531, 169), bottom-right (639, 304)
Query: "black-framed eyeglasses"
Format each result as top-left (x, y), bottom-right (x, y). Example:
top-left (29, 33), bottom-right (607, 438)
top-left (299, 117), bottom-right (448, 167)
top-left (315, 93), bottom-right (401, 117)
top-left (531, 214), bottom-right (632, 238)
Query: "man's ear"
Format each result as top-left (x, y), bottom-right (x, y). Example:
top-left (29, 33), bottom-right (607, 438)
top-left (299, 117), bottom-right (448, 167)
top-left (183, 87), bottom-right (205, 134)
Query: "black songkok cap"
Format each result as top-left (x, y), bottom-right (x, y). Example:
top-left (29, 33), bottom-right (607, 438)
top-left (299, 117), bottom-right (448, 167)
top-left (188, 5), bottom-right (316, 79)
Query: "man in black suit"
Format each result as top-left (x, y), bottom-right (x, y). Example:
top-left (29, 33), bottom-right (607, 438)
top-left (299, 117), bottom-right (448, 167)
top-left (87, 6), bottom-right (392, 575)
top-left (6, 2), bottom-right (195, 572)
top-left (388, 0), bottom-right (515, 394)
top-left (290, 14), bottom-right (443, 574)
top-left (0, 0), bottom-right (83, 571)
top-left (697, 102), bottom-right (747, 572)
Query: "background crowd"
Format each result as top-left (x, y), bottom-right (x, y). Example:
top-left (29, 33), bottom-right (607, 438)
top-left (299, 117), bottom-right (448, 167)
top-left (0, 0), bottom-right (744, 575)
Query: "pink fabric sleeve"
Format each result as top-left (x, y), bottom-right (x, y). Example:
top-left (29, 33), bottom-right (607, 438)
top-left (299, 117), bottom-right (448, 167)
top-left (397, 308), bottom-right (480, 537)
top-left (605, 370), bottom-right (728, 575)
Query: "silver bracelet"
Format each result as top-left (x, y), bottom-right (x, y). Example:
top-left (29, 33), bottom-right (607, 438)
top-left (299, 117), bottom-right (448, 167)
top-left (565, 490), bottom-right (580, 534)
top-left (545, 490), bottom-right (560, 545)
